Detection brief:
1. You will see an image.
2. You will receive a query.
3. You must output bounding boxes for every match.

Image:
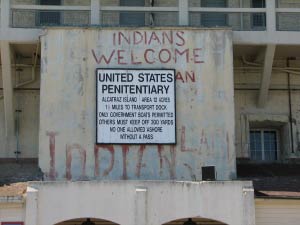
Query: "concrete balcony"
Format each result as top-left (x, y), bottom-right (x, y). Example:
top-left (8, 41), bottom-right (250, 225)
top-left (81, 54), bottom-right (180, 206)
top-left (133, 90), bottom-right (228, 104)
top-left (0, 0), bottom-right (300, 44)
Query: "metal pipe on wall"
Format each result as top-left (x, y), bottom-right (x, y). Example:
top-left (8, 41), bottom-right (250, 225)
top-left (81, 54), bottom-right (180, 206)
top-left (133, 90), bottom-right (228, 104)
top-left (287, 57), bottom-right (295, 154)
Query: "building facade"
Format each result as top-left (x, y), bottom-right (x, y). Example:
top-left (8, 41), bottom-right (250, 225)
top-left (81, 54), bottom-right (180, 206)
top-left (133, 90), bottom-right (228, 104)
top-left (0, 1), bottom-right (300, 225)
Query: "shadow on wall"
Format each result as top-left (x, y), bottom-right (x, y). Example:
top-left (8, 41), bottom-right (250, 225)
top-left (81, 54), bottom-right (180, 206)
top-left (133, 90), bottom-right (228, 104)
top-left (54, 216), bottom-right (228, 225)
top-left (55, 218), bottom-right (119, 225)
top-left (163, 217), bottom-right (228, 225)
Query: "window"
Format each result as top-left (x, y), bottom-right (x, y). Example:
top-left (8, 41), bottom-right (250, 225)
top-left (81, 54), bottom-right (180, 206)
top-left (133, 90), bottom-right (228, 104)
top-left (250, 130), bottom-right (278, 161)
top-left (120, 0), bottom-right (145, 26)
top-left (37, 0), bottom-right (61, 26)
top-left (251, 0), bottom-right (266, 29)
top-left (201, 0), bottom-right (227, 27)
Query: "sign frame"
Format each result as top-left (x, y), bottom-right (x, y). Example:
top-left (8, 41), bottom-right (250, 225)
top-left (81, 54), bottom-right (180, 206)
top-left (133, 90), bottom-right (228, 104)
top-left (96, 68), bottom-right (177, 145)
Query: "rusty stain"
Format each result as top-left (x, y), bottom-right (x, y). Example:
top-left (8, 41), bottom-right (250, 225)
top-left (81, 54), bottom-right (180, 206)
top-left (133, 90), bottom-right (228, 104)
top-left (136, 145), bottom-right (146, 178)
top-left (181, 126), bottom-right (197, 152)
top-left (121, 145), bottom-right (129, 180)
top-left (46, 131), bottom-right (58, 180)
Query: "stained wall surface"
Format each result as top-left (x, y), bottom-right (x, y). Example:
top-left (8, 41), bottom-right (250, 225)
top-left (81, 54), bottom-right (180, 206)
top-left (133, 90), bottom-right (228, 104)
top-left (39, 28), bottom-right (235, 181)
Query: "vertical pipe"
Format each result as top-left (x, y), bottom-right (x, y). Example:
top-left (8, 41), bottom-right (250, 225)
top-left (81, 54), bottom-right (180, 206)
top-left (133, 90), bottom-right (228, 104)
top-left (287, 57), bottom-right (295, 154)
top-left (15, 99), bottom-right (22, 161)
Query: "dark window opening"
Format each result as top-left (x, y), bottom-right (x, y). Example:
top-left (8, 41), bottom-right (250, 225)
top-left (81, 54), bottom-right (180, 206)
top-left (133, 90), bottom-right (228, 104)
top-left (201, 0), bottom-right (227, 27)
top-left (38, 0), bottom-right (61, 26)
top-left (251, 0), bottom-right (266, 29)
top-left (120, 0), bottom-right (145, 26)
top-left (202, 166), bottom-right (216, 180)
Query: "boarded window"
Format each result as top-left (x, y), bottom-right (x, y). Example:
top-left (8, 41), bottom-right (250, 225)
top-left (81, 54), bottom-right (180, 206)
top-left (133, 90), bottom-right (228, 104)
top-left (38, 0), bottom-right (61, 26)
top-left (201, 0), bottom-right (227, 27)
top-left (120, 0), bottom-right (145, 26)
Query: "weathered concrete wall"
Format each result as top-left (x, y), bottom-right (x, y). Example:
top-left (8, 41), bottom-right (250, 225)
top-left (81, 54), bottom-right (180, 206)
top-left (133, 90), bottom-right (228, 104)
top-left (255, 199), bottom-right (300, 225)
top-left (0, 67), bottom-right (40, 158)
top-left (0, 202), bottom-right (25, 223)
top-left (234, 58), bottom-right (300, 160)
top-left (25, 181), bottom-right (255, 225)
top-left (39, 28), bottom-right (235, 181)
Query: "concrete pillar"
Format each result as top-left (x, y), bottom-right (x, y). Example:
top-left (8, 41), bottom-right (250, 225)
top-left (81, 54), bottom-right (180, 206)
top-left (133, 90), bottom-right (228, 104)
top-left (178, 0), bottom-right (189, 26)
top-left (1, 41), bottom-right (15, 156)
top-left (257, 44), bottom-right (276, 107)
top-left (0, 0), bottom-right (10, 29)
top-left (135, 187), bottom-right (148, 225)
top-left (91, 0), bottom-right (100, 25)
top-left (266, 0), bottom-right (276, 32)
top-left (242, 186), bottom-right (256, 225)
top-left (25, 187), bottom-right (39, 225)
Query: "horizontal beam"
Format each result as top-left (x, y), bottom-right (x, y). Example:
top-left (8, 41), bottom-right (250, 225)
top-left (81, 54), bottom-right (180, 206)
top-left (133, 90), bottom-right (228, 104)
top-left (11, 5), bottom-right (179, 12)
top-left (189, 7), bottom-right (266, 13)
top-left (101, 6), bottom-right (178, 12)
top-left (0, 28), bottom-right (41, 42)
top-left (276, 8), bottom-right (300, 13)
top-left (11, 5), bottom-right (269, 13)
top-left (233, 31), bottom-right (300, 45)
top-left (1, 29), bottom-right (300, 45)
top-left (11, 5), bottom-right (90, 10)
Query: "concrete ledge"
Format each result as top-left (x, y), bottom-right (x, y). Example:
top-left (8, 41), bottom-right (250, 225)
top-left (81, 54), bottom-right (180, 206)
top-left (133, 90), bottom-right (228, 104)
top-left (27, 180), bottom-right (255, 225)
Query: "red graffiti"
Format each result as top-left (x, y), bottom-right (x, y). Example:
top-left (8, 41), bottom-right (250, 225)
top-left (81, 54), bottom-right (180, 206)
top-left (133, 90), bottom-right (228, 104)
top-left (92, 49), bottom-right (115, 64)
top-left (181, 126), bottom-right (197, 152)
top-left (200, 129), bottom-right (209, 150)
top-left (183, 163), bottom-right (196, 180)
top-left (94, 145), bottom-right (115, 177)
top-left (65, 144), bottom-right (87, 180)
top-left (113, 30), bottom-right (185, 46)
top-left (46, 131), bottom-right (58, 180)
top-left (157, 145), bottom-right (164, 176)
top-left (45, 125), bottom-right (230, 181)
top-left (157, 145), bottom-right (176, 179)
top-left (176, 71), bottom-right (196, 83)
top-left (92, 48), bottom-right (204, 66)
top-left (136, 145), bottom-right (146, 178)
top-left (165, 146), bottom-right (176, 179)
top-left (121, 145), bottom-right (129, 180)
top-left (92, 31), bottom-right (203, 66)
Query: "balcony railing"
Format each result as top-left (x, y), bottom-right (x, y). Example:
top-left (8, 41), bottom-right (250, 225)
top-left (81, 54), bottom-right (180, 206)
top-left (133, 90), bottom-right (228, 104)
top-left (0, 0), bottom-right (298, 32)
top-left (276, 8), bottom-right (300, 31)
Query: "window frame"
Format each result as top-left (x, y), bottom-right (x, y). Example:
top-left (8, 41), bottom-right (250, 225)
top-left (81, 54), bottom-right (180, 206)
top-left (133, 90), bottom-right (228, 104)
top-left (249, 128), bottom-right (280, 162)
top-left (36, 0), bottom-right (62, 26)
top-left (119, 0), bottom-right (146, 26)
top-left (251, 0), bottom-right (266, 30)
top-left (200, 0), bottom-right (228, 27)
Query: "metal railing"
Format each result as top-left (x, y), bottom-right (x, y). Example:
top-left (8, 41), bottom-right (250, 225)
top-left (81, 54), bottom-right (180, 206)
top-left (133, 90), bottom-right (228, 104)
top-left (1, 1), bottom-right (298, 32)
top-left (276, 8), bottom-right (300, 31)
top-left (10, 4), bottom-right (90, 28)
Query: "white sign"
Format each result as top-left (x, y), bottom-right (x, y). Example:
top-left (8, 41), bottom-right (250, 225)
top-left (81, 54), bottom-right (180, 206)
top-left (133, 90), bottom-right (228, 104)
top-left (96, 69), bottom-right (176, 144)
